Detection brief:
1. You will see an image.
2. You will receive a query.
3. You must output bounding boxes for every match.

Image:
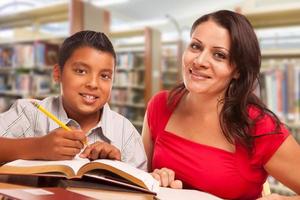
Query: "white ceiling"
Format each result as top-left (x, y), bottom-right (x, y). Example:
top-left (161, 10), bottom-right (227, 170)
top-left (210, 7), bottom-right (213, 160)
top-left (104, 0), bottom-right (243, 32)
top-left (0, 0), bottom-right (243, 36)
top-left (1, 0), bottom-right (300, 42)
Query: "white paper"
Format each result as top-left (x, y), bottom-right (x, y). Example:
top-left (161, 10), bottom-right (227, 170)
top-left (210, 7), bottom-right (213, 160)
top-left (156, 187), bottom-right (222, 200)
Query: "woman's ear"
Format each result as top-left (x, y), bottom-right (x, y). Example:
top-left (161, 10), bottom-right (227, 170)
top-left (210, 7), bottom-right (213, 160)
top-left (53, 64), bottom-right (61, 83)
top-left (233, 71), bottom-right (240, 79)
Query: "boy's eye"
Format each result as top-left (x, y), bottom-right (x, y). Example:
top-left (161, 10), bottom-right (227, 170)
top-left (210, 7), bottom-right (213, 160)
top-left (100, 73), bottom-right (112, 80)
top-left (74, 68), bottom-right (87, 74)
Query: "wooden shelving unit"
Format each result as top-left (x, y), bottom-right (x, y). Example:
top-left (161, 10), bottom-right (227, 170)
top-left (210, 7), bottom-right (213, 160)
top-left (109, 28), bottom-right (161, 132)
top-left (161, 40), bottom-right (183, 90)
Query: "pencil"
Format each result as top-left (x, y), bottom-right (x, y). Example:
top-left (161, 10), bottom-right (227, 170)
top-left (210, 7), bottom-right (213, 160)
top-left (31, 101), bottom-right (87, 145)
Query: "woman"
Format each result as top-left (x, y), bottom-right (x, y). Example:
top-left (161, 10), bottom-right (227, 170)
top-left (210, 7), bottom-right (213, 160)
top-left (142, 10), bottom-right (300, 199)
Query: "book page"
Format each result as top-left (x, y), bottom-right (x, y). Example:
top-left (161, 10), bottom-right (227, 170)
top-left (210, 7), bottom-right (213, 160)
top-left (157, 187), bottom-right (222, 200)
top-left (91, 159), bottom-right (159, 193)
top-left (4, 155), bottom-right (90, 175)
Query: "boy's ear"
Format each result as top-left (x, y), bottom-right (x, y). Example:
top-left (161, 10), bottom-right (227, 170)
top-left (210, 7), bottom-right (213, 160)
top-left (53, 64), bottom-right (61, 82)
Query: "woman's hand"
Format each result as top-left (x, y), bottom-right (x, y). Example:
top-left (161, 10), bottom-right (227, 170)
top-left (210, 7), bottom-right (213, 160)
top-left (151, 168), bottom-right (183, 189)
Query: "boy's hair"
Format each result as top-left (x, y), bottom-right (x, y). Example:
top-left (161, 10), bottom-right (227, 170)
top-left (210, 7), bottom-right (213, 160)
top-left (58, 30), bottom-right (116, 69)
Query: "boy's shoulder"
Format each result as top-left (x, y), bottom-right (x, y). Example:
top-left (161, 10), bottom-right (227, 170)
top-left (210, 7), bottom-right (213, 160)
top-left (105, 104), bottom-right (132, 125)
top-left (14, 95), bottom-right (59, 106)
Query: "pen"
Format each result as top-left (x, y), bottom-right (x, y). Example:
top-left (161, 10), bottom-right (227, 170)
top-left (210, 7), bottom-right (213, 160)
top-left (30, 101), bottom-right (87, 145)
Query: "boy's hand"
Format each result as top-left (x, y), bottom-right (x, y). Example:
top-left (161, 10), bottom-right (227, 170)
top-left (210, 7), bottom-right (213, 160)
top-left (151, 168), bottom-right (183, 189)
top-left (38, 128), bottom-right (86, 160)
top-left (79, 141), bottom-right (121, 161)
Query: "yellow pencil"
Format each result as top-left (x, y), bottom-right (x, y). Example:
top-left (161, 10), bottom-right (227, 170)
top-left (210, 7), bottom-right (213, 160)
top-left (31, 101), bottom-right (87, 145)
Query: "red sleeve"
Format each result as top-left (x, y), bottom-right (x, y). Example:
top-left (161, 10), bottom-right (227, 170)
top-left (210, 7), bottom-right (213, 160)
top-left (146, 91), bottom-right (169, 141)
top-left (249, 107), bottom-right (290, 166)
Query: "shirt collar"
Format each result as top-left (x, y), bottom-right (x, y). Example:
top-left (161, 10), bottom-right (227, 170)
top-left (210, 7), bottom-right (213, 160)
top-left (56, 97), bottom-right (115, 143)
top-left (96, 103), bottom-right (114, 142)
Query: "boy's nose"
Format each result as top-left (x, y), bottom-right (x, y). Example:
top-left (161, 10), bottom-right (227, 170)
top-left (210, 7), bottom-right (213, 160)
top-left (86, 75), bottom-right (99, 89)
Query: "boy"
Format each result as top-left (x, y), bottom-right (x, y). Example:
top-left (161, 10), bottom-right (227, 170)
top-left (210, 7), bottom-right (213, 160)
top-left (0, 31), bottom-right (147, 171)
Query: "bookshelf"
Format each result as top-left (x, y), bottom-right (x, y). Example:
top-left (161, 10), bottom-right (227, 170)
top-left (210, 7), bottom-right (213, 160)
top-left (161, 40), bottom-right (183, 90)
top-left (109, 28), bottom-right (161, 132)
top-left (259, 54), bottom-right (300, 127)
top-left (0, 0), bottom-right (110, 111)
top-left (0, 41), bottom-right (60, 110)
top-left (242, 2), bottom-right (300, 195)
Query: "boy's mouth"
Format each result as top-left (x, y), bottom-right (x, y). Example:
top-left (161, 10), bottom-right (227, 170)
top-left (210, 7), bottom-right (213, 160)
top-left (79, 93), bottom-right (99, 103)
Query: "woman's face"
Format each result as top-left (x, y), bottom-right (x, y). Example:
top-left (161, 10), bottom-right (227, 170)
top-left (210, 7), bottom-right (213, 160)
top-left (182, 20), bottom-right (237, 98)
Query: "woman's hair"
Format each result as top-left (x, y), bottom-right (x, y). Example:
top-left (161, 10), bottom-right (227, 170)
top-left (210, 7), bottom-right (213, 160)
top-left (58, 30), bottom-right (116, 70)
top-left (168, 10), bottom-right (281, 151)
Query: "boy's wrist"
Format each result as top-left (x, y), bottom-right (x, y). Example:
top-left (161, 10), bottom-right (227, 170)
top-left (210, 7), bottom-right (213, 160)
top-left (20, 137), bottom-right (45, 160)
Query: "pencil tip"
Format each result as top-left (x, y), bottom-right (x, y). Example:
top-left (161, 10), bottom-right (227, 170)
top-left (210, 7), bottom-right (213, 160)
top-left (30, 101), bottom-right (38, 107)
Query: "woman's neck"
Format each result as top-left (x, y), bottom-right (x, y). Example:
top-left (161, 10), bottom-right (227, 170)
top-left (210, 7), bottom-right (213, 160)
top-left (183, 92), bottom-right (223, 117)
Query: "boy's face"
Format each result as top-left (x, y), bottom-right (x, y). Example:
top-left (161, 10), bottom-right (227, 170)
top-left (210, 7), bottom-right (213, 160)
top-left (53, 46), bottom-right (114, 119)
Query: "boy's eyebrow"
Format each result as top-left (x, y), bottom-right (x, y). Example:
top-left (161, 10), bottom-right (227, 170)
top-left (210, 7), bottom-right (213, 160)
top-left (73, 61), bottom-right (89, 68)
top-left (101, 68), bottom-right (113, 73)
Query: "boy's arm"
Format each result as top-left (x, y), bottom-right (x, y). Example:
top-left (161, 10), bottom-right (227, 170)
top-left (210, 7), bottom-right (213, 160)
top-left (0, 137), bottom-right (42, 162)
top-left (0, 128), bottom-right (86, 162)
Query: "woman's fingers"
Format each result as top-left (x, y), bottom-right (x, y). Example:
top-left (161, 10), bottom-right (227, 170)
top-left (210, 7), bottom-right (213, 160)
top-left (152, 168), bottom-right (182, 188)
top-left (170, 180), bottom-right (183, 189)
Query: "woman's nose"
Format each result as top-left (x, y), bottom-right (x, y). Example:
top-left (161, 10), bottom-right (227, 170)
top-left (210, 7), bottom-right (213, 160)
top-left (193, 51), bottom-right (210, 68)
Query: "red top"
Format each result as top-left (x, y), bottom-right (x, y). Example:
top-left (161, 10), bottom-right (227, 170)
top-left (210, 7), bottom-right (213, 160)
top-left (147, 91), bottom-right (290, 200)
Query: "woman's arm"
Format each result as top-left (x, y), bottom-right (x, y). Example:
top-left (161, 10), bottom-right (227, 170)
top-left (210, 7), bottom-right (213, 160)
top-left (262, 135), bottom-right (300, 198)
top-left (142, 111), bottom-right (182, 188)
top-left (141, 111), bottom-right (154, 172)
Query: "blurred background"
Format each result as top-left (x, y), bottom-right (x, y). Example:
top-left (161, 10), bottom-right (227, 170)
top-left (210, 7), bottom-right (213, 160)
top-left (0, 0), bottom-right (299, 195)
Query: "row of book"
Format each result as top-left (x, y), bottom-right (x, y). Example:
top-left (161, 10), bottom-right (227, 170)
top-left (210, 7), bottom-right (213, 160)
top-left (110, 89), bottom-right (144, 105)
top-left (259, 59), bottom-right (300, 123)
top-left (0, 73), bottom-right (53, 95)
top-left (116, 52), bottom-right (144, 70)
top-left (0, 42), bottom-right (59, 68)
top-left (161, 45), bottom-right (180, 90)
top-left (114, 71), bottom-right (144, 86)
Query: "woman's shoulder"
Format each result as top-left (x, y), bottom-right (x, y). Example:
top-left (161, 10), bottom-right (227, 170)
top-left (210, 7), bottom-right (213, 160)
top-left (247, 105), bottom-right (289, 136)
top-left (151, 90), bottom-right (169, 102)
top-left (147, 90), bottom-right (169, 109)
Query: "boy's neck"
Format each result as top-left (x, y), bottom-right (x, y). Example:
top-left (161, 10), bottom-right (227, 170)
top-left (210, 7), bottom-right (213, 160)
top-left (69, 109), bottom-right (102, 133)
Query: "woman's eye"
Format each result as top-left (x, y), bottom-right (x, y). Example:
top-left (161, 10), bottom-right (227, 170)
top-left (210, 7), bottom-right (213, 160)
top-left (214, 52), bottom-right (227, 60)
top-left (190, 43), bottom-right (200, 50)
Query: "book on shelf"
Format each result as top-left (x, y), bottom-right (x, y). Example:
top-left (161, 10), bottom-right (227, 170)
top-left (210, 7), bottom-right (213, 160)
top-left (35, 42), bottom-right (59, 67)
top-left (0, 157), bottom-right (159, 194)
top-left (260, 59), bottom-right (300, 123)
top-left (0, 46), bottom-right (15, 68)
top-left (0, 187), bottom-right (96, 200)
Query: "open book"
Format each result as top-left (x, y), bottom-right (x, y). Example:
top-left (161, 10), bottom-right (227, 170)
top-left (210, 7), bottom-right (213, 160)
top-left (0, 157), bottom-right (159, 194)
